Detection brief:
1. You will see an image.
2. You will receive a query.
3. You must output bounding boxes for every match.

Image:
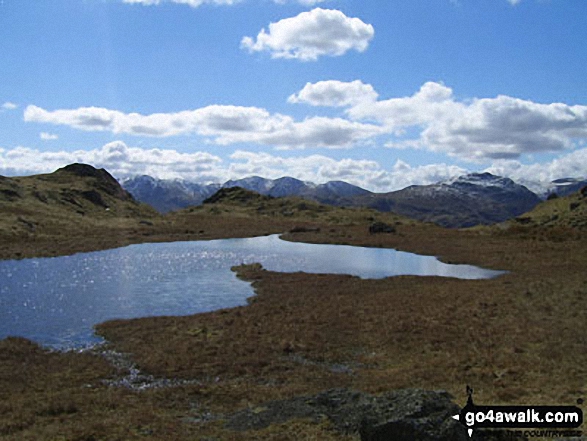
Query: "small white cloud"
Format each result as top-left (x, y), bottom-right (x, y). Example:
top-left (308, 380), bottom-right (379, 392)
top-left (241, 8), bottom-right (374, 61)
top-left (507, 0), bottom-right (522, 5)
top-left (1, 102), bottom-right (18, 110)
top-left (288, 80), bottom-right (378, 107)
top-left (40, 132), bottom-right (59, 141)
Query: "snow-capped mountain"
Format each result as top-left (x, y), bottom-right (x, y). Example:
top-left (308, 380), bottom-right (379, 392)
top-left (223, 176), bottom-right (311, 198)
top-left (508, 177), bottom-right (587, 199)
top-left (121, 172), bottom-right (585, 228)
top-left (355, 172), bottom-right (542, 228)
top-left (122, 175), bottom-right (219, 213)
top-left (122, 175), bottom-right (371, 213)
top-left (221, 176), bottom-right (371, 202)
top-left (547, 178), bottom-right (587, 198)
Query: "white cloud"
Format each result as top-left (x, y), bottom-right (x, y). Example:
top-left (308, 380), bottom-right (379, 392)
top-left (0, 142), bottom-right (224, 182)
top-left (2, 141), bottom-right (586, 194)
top-left (288, 80), bottom-right (378, 107)
top-left (1, 102), bottom-right (18, 111)
top-left (0, 142), bottom-right (462, 192)
top-left (507, 0), bottom-right (522, 5)
top-left (348, 81), bottom-right (457, 130)
top-left (122, 0), bottom-right (241, 7)
top-left (227, 151), bottom-right (466, 192)
top-left (241, 8), bottom-right (374, 61)
top-left (228, 150), bottom-right (387, 188)
top-left (338, 81), bottom-right (587, 162)
top-left (24, 104), bottom-right (383, 150)
top-left (421, 95), bottom-right (587, 161)
top-left (485, 147), bottom-right (587, 193)
top-left (40, 132), bottom-right (59, 141)
top-left (24, 81), bottom-right (587, 162)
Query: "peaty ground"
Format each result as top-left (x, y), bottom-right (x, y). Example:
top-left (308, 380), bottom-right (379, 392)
top-left (0, 196), bottom-right (586, 440)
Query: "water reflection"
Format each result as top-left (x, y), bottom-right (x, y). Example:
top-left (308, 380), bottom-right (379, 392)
top-left (0, 235), bottom-right (502, 347)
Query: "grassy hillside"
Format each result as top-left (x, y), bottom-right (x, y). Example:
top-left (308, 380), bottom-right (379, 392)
top-left (0, 163), bottom-right (157, 235)
top-left (176, 186), bottom-right (419, 228)
top-left (489, 186), bottom-right (587, 241)
top-left (509, 187), bottom-right (587, 229)
top-left (0, 164), bottom-right (166, 259)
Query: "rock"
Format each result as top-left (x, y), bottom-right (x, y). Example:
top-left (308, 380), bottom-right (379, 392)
top-left (223, 388), bottom-right (517, 440)
top-left (81, 190), bottom-right (108, 208)
top-left (289, 226), bottom-right (321, 233)
top-left (369, 221), bottom-right (396, 234)
top-left (359, 389), bottom-right (467, 441)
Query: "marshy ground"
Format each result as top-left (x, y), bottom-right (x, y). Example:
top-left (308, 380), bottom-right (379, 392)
top-left (1, 187), bottom-right (586, 440)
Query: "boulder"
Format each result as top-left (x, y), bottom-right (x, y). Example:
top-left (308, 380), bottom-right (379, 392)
top-left (369, 221), bottom-right (396, 234)
top-left (224, 388), bottom-right (518, 440)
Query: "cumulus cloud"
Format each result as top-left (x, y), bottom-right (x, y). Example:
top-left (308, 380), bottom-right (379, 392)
top-left (241, 8), bottom-right (374, 61)
top-left (298, 80), bottom-right (587, 161)
top-left (1, 102), bottom-right (18, 111)
top-left (24, 81), bottom-right (587, 162)
top-left (420, 95), bottom-right (587, 161)
top-left (485, 147), bottom-right (587, 193)
top-left (288, 80), bottom-right (378, 107)
top-left (40, 132), bottom-right (59, 141)
top-left (226, 151), bottom-right (467, 192)
top-left (2, 141), bottom-right (586, 194)
top-left (122, 0), bottom-right (240, 7)
top-left (348, 81), bottom-right (457, 130)
top-left (0, 141), bottom-right (463, 192)
top-left (228, 150), bottom-right (387, 188)
top-left (0, 142), bottom-right (224, 182)
top-left (24, 104), bottom-right (382, 150)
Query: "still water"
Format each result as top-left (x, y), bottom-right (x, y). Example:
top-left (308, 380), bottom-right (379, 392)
top-left (0, 235), bottom-right (502, 348)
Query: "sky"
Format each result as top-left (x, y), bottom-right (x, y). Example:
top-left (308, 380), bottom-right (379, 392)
top-left (1, 0), bottom-right (587, 192)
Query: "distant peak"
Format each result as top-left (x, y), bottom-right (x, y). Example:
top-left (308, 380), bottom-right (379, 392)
top-left (444, 172), bottom-right (515, 188)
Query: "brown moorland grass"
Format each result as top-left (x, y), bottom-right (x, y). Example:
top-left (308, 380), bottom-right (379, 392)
top-left (1, 188), bottom-right (586, 439)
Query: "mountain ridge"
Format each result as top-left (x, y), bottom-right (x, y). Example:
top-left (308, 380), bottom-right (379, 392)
top-left (120, 171), bottom-right (582, 228)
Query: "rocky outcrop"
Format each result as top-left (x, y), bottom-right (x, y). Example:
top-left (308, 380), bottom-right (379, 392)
top-left (203, 186), bottom-right (273, 205)
top-left (369, 221), bottom-right (396, 234)
top-left (57, 163), bottom-right (133, 201)
top-left (224, 388), bottom-right (518, 440)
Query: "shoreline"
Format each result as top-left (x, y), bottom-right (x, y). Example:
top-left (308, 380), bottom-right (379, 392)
top-left (1, 216), bottom-right (586, 439)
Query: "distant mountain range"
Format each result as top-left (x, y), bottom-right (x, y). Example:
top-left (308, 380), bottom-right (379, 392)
top-left (122, 175), bottom-right (371, 213)
top-left (121, 173), bottom-right (586, 228)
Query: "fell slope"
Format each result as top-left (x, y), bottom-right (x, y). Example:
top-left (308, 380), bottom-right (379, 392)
top-left (0, 164), bottom-right (160, 258)
top-left (505, 186), bottom-right (587, 231)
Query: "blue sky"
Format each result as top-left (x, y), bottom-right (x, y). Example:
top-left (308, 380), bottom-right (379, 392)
top-left (1, 0), bottom-right (587, 192)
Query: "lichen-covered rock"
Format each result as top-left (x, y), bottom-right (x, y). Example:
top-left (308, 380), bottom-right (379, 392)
top-left (224, 388), bottom-right (519, 440)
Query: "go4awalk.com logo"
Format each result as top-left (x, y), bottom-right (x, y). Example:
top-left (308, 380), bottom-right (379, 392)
top-left (453, 387), bottom-right (583, 438)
